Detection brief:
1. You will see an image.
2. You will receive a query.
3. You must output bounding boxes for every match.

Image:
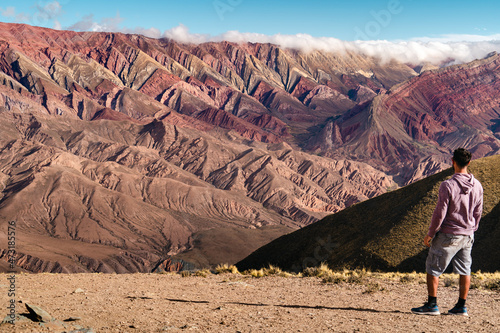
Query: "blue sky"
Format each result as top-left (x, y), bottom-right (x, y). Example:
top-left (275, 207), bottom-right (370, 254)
top-left (1, 0), bottom-right (499, 41)
top-left (2, 0), bottom-right (500, 64)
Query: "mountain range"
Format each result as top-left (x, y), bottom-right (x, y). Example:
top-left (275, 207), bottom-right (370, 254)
top-left (0, 23), bottom-right (498, 272)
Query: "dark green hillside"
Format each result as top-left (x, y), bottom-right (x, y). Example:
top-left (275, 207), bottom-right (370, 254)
top-left (237, 155), bottom-right (500, 272)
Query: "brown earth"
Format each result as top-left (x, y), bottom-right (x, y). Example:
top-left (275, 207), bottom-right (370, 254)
top-left (0, 273), bottom-right (499, 332)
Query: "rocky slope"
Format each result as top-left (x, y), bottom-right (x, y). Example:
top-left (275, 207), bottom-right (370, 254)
top-left (1, 22), bottom-right (497, 182)
top-left (0, 23), bottom-right (416, 146)
top-left (0, 97), bottom-right (393, 272)
top-left (0, 22), bottom-right (498, 272)
top-left (310, 54), bottom-right (500, 180)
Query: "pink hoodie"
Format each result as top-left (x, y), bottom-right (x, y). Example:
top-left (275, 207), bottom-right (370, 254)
top-left (428, 173), bottom-right (483, 238)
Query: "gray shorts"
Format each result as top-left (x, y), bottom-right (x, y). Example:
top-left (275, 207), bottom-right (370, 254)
top-left (426, 232), bottom-right (474, 276)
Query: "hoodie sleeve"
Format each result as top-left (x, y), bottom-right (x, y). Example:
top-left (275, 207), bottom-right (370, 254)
top-left (473, 185), bottom-right (484, 231)
top-left (428, 181), bottom-right (450, 238)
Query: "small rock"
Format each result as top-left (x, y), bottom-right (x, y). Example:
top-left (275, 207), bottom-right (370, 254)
top-left (25, 303), bottom-right (53, 323)
top-left (2, 314), bottom-right (31, 324)
top-left (39, 319), bottom-right (68, 330)
top-left (126, 295), bottom-right (153, 300)
top-left (72, 288), bottom-right (85, 294)
top-left (68, 329), bottom-right (96, 333)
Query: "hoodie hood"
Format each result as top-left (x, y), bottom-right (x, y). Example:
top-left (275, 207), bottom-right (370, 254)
top-left (452, 173), bottom-right (475, 194)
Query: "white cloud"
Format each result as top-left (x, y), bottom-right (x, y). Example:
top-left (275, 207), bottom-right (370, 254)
top-left (0, 6), bottom-right (29, 23)
top-left (159, 25), bottom-right (500, 65)
top-left (1, 6), bottom-right (16, 18)
top-left (36, 1), bottom-right (62, 19)
top-left (132, 27), bottom-right (162, 39)
top-left (3, 3), bottom-right (500, 66)
top-left (66, 12), bottom-right (161, 38)
top-left (32, 1), bottom-right (62, 25)
top-left (67, 14), bottom-right (95, 31)
top-left (15, 12), bottom-right (31, 23)
top-left (53, 20), bottom-right (61, 30)
top-left (3, 1), bottom-right (63, 26)
top-left (163, 24), bottom-right (211, 44)
top-left (98, 12), bottom-right (124, 32)
top-left (67, 13), bottom-right (124, 32)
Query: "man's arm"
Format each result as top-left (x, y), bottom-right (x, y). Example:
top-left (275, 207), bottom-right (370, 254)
top-left (424, 235), bottom-right (433, 247)
top-left (425, 182), bottom-right (450, 245)
top-left (473, 186), bottom-right (483, 231)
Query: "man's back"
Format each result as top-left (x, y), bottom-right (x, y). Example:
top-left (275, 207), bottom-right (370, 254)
top-left (429, 173), bottom-right (483, 237)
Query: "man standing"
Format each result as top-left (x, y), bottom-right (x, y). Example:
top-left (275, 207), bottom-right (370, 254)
top-left (411, 148), bottom-right (483, 316)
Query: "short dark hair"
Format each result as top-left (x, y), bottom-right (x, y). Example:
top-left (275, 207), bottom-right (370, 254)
top-left (453, 148), bottom-right (472, 168)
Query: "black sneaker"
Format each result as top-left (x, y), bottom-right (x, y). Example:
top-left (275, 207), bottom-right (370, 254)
top-left (447, 304), bottom-right (468, 316)
top-left (411, 302), bottom-right (440, 315)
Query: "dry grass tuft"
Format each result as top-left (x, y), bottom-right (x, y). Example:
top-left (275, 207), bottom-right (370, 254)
top-left (443, 275), bottom-right (458, 287)
top-left (181, 264), bottom-right (500, 293)
top-left (264, 265), bottom-right (282, 275)
top-left (215, 263), bottom-right (240, 274)
top-left (242, 265), bottom-right (296, 278)
top-left (484, 279), bottom-right (500, 291)
top-left (302, 263), bottom-right (333, 278)
top-left (194, 269), bottom-right (211, 277)
top-left (320, 268), bottom-right (368, 285)
top-left (471, 271), bottom-right (500, 290)
top-left (363, 282), bottom-right (383, 294)
top-left (322, 274), bottom-right (346, 284)
top-left (277, 271), bottom-right (295, 278)
top-left (246, 268), bottom-right (265, 278)
top-left (398, 272), bottom-right (421, 284)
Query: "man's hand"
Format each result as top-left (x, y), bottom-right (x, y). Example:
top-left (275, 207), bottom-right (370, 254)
top-left (424, 235), bottom-right (433, 247)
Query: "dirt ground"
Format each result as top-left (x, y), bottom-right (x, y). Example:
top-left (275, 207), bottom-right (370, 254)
top-left (0, 273), bottom-right (499, 332)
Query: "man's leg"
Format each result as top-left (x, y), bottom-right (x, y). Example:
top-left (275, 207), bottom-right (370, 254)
top-left (427, 274), bottom-right (439, 297)
top-left (413, 233), bottom-right (451, 315)
top-left (459, 274), bottom-right (470, 300)
top-left (447, 235), bottom-right (473, 316)
top-left (447, 275), bottom-right (470, 315)
top-left (412, 274), bottom-right (440, 314)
